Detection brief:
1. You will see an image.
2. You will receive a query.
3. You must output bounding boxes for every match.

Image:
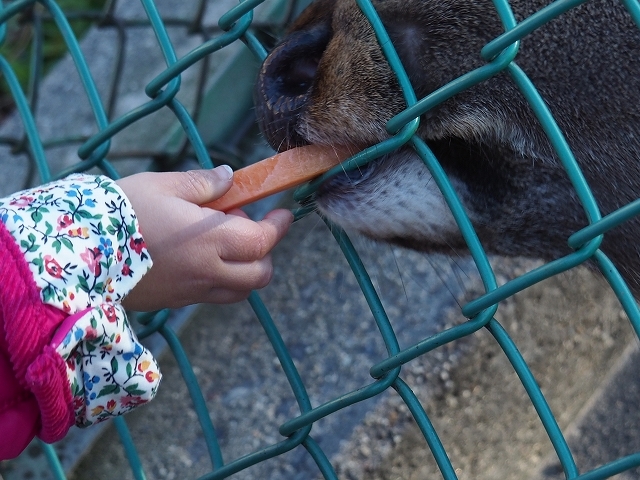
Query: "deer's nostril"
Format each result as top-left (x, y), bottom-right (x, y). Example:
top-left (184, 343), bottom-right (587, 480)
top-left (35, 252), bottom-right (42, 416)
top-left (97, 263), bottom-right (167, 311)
top-left (281, 57), bottom-right (320, 97)
top-left (255, 25), bottom-right (331, 151)
top-left (260, 25), bottom-right (331, 106)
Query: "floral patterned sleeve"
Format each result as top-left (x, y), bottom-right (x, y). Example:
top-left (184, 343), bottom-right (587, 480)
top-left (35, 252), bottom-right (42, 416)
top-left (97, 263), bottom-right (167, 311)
top-left (0, 174), bottom-right (161, 460)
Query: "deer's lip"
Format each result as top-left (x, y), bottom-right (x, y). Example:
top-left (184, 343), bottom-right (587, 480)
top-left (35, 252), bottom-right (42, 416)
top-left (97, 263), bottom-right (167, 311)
top-left (317, 151), bottom-right (386, 194)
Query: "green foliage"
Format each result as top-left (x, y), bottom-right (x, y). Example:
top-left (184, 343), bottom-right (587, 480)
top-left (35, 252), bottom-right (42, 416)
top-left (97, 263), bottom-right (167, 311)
top-left (0, 0), bottom-right (108, 110)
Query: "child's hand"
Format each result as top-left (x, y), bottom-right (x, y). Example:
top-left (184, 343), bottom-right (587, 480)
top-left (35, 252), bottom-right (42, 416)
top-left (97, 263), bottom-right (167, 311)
top-left (116, 166), bottom-right (293, 311)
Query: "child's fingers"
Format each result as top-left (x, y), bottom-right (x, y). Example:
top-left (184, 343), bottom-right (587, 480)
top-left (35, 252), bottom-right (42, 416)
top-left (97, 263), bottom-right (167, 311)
top-left (225, 208), bottom-right (250, 218)
top-left (217, 209), bottom-right (293, 262)
top-left (159, 167), bottom-right (234, 204)
top-left (260, 208), bottom-right (294, 246)
top-left (203, 289), bottom-right (253, 305)
top-left (214, 255), bottom-right (275, 292)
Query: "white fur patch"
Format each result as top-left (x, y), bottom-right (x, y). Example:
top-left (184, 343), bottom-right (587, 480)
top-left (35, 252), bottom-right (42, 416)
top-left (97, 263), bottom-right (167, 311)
top-left (316, 150), bottom-right (462, 246)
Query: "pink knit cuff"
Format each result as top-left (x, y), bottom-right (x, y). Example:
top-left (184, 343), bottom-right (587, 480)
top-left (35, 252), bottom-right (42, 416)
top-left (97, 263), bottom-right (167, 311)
top-left (0, 221), bottom-right (73, 457)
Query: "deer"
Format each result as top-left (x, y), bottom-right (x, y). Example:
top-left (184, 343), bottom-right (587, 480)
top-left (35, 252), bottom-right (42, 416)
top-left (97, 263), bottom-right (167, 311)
top-left (253, 0), bottom-right (640, 296)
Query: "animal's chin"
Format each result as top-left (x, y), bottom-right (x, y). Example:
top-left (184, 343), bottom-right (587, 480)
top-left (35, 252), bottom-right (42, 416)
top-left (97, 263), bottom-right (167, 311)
top-left (310, 148), bottom-right (451, 239)
top-left (316, 155), bottom-right (381, 199)
top-left (311, 139), bottom-right (391, 195)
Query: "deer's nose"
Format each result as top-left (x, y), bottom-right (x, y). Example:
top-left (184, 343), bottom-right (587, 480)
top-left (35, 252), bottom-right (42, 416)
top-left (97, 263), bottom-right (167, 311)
top-left (254, 25), bottom-right (330, 151)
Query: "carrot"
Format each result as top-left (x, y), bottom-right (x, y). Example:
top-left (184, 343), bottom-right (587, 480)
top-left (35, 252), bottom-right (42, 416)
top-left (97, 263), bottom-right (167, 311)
top-left (202, 145), bottom-right (351, 212)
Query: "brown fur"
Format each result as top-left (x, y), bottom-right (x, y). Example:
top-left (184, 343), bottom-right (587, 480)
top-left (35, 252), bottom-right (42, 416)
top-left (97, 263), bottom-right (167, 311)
top-left (254, 0), bottom-right (640, 293)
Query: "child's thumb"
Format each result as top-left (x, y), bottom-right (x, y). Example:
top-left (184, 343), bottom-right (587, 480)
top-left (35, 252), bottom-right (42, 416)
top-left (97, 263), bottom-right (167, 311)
top-left (171, 166), bottom-right (234, 204)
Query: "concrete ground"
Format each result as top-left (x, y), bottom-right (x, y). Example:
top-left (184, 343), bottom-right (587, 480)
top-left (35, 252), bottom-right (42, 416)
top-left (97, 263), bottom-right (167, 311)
top-left (63, 210), bottom-right (639, 480)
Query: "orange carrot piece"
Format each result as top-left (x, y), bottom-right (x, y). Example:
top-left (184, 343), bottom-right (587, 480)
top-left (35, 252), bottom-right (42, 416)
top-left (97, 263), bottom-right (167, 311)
top-left (203, 145), bottom-right (351, 212)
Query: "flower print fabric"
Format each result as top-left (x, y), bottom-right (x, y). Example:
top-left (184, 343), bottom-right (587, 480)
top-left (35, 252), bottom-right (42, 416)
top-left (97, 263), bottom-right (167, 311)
top-left (51, 304), bottom-right (160, 427)
top-left (0, 174), bottom-right (151, 312)
top-left (0, 174), bottom-right (160, 447)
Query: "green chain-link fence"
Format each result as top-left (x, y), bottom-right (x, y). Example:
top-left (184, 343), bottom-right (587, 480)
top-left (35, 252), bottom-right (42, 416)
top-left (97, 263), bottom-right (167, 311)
top-left (1, 0), bottom-right (640, 478)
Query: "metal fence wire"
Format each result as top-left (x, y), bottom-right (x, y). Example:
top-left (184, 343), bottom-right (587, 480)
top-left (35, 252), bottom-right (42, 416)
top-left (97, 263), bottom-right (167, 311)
top-left (1, 0), bottom-right (640, 478)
